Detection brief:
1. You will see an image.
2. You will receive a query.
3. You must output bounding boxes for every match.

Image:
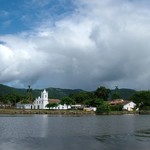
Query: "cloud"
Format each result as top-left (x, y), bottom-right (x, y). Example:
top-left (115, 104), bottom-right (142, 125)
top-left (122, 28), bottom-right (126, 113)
top-left (24, 0), bottom-right (51, 8)
top-left (0, 10), bottom-right (9, 18)
top-left (1, 0), bottom-right (150, 90)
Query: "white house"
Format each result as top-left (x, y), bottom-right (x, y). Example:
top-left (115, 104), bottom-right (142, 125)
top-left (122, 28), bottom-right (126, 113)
top-left (47, 99), bottom-right (71, 110)
top-left (123, 101), bottom-right (136, 111)
top-left (49, 104), bottom-right (71, 110)
top-left (84, 107), bottom-right (97, 112)
top-left (16, 103), bottom-right (33, 109)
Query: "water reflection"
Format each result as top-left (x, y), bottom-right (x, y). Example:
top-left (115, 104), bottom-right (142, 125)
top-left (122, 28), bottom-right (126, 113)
top-left (0, 115), bottom-right (150, 150)
top-left (39, 115), bottom-right (48, 137)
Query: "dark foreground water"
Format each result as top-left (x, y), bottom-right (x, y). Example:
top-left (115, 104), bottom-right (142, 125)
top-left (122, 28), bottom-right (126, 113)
top-left (0, 114), bottom-right (150, 150)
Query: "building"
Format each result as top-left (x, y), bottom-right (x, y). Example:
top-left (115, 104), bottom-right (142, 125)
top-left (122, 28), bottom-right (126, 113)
top-left (108, 99), bottom-right (137, 111)
top-left (108, 99), bottom-right (125, 105)
top-left (84, 107), bottom-right (97, 112)
top-left (16, 103), bottom-right (33, 109)
top-left (17, 89), bottom-right (71, 110)
top-left (33, 89), bottom-right (49, 109)
top-left (123, 101), bottom-right (136, 111)
top-left (48, 99), bottom-right (71, 110)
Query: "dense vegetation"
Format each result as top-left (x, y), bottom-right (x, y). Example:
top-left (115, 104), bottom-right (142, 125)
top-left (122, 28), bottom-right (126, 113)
top-left (0, 84), bottom-right (83, 99)
top-left (0, 84), bottom-right (83, 105)
top-left (61, 87), bottom-right (150, 113)
top-left (130, 91), bottom-right (150, 110)
top-left (1, 84), bottom-right (150, 112)
top-left (69, 87), bottom-right (112, 113)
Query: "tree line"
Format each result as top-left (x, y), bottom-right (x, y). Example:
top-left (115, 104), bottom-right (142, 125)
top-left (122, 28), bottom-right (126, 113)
top-left (54, 86), bottom-right (150, 112)
top-left (0, 86), bottom-right (150, 111)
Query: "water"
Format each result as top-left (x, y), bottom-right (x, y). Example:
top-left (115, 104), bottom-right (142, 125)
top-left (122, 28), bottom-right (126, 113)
top-left (0, 114), bottom-right (150, 150)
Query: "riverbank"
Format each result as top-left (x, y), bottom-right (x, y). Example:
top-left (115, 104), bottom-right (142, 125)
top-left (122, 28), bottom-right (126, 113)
top-left (139, 110), bottom-right (150, 115)
top-left (0, 109), bottom-right (95, 115)
top-left (96, 111), bottom-right (139, 115)
top-left (0, 109), bottom-right (141, 115)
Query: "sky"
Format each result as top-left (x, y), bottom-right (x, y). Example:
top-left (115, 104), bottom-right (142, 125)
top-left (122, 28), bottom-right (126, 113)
top-left (0, 0), bottom-right (150, 91)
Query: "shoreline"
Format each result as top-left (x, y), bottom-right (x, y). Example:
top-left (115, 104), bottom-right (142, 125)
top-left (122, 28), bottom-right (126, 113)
top-left (0, 109), bottom-right (142, 115)
top-left (0, 109), bottom-right (95, 115)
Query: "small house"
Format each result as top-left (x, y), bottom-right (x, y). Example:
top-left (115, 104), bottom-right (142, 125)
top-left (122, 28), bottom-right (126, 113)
top-left (123, 101), bottom-right (136, 111)
top-left (108, 99), bottom-right (137, 111)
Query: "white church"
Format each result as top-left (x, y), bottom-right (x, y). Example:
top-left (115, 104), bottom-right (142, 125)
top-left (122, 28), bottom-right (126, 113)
top-left (16, 89), bottom-right (70, 110)
top-left (33, 89), bottom-right (49, 109)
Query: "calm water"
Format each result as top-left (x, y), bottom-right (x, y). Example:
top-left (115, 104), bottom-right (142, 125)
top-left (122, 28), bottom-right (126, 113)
top-left (0, 114), bottom-right (150, 150)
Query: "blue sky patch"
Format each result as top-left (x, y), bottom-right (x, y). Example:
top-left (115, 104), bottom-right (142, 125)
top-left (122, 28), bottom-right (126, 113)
top-left (0, 0), bottom-right (76, 34)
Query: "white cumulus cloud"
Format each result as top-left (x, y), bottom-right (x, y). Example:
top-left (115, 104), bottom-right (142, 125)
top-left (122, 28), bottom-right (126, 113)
top-left (1, 0), bottom-right (150, 90)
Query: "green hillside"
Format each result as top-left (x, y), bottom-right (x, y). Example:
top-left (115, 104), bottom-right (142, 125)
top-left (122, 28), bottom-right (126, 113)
top-left (0, 84), bottom-right (136, 103)
top-left (45, 88), bottom-right (83, 99)
top-left (110, 88), bottom-right (136, 100)
top-left (0, 84), bottom-right (83, 99)
top-left (0, 84), bottom-right (20, 95)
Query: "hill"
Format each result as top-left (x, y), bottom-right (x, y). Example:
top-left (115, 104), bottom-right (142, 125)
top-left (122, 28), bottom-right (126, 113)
top-left (0, 84), bottom-right (83, 99)
top-left (0, 84), bottom-right (136, 100)
top-left (0, 84), bottom-right (20, 95)
top-left (110, 88), bottom-right (136, 100)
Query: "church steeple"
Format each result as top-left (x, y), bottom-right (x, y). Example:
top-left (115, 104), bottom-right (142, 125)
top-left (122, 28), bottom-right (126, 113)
top-left (41, 89), bottom-right (48, 101)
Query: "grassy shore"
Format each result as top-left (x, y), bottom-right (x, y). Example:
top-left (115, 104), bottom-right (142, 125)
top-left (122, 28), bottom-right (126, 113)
top-left (0, 108), bottom-right (141, 115)
top-left (0, 109), bottom-right (95, 115)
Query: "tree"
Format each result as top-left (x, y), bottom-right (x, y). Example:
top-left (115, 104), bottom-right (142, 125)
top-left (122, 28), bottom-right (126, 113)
top-left (3, 93), bottom-right (25, 106)
top-left (70, 92), bottom-right (94, 104)
top-left (111, 86), bottom-right (121, 99)
top-left (46, 103), bottom-right (58, 109)
top-left (61, 96), bottom-right (75, 107)
top-left (83, 99), bottom-right (93, 106)
top-left (111, 93), bottom-right (121, 100)
top-left (27, 85), bottom-right (33, 103)
top-left (89, 98), bottom-right (104, 107)
top-left (110, 104), bottom-right (123, 111)
top-left (130, 91), bottom-right (150, 110)
top-left (96, 101), bottom-right (111, 114)
top-left (94, 86), bottom-right (110, 101)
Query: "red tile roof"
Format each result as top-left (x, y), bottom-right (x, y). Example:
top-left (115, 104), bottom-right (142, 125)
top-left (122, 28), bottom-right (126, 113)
top-left (48, 99), bottom-right (61, 104)
top-left (108, 99), bottom-right (129, 105)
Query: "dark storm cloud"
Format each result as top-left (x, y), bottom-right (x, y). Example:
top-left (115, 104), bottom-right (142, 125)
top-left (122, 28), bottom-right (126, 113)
top-left (1, 0), bottom-right (150, 90)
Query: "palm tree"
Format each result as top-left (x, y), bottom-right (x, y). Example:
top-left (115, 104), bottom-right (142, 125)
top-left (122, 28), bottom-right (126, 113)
top-left (27, 85), bottom-right (33, 103)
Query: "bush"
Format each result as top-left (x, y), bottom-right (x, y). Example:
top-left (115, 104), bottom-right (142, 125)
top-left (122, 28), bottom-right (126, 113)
top-left (96, 102), bottom-right (111, 114)
top-left (110, 104), bottom-right (123, 111)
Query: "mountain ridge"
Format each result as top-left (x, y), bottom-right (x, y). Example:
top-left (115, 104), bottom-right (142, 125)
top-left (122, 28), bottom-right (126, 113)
top-left (0, 84), bottom-right (84, 99)
top-left (0, 84), bottom-right (136, 100)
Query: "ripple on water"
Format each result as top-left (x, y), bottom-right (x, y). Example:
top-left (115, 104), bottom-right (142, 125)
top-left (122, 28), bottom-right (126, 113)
top-left (135, 129), bottom-right (150, 141)
top-left (95, 131), bottom-right (150, 150)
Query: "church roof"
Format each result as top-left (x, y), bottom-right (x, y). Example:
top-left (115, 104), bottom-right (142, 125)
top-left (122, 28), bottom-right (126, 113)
top-left (42, 89), bottom-right (47, 93)
top-left (48, 99), bottom-right (61, 104)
